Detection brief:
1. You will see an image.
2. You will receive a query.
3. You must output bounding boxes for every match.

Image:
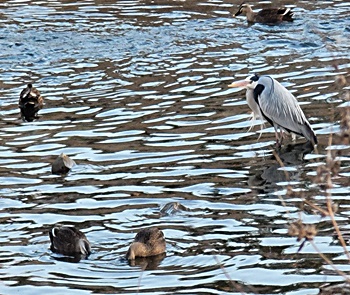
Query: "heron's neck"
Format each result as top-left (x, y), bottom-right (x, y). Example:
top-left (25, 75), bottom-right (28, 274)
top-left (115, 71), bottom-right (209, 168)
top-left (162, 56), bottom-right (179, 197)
top-left (246, 89), bottom-right (261, 116)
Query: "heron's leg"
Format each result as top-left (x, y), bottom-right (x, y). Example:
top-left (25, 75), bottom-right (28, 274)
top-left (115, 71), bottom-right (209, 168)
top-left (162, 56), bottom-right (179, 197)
top-left (279, 128), bottom-right (284, 146)
top-left (279, 129), bottom-right (285, 142)
top-left (281, 129), bottom-right (287, 138)
top-left (274, 125), bottom-right (282, 147)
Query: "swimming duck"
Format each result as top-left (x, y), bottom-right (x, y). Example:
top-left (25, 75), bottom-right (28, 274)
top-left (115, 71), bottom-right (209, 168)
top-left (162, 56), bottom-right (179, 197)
top-left (19, 83), bottom-right (44, 109)
top-left (49, 225), bottom-right (91, 257)
top-left (51, 153), bottom-right (76, 175)
top-left (19, 83), bottom-right (44, 121)
top-left (126, 227), bottom-right (166, 260)
top-left (234, 3), bottom-right (294, 24)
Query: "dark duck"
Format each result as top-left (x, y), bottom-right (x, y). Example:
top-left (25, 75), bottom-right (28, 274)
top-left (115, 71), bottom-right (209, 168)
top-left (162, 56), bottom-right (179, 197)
top-left (19, 83), bottom-right (44, 122)
top-left (49, 225), bottom-right (91, 257)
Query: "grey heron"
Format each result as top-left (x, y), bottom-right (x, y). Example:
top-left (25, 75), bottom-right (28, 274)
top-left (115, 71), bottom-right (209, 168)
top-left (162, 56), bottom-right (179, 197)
top-left (234, 3), bottom-right (294, 24)
top-left (228, 74), bottom-right (317, 146)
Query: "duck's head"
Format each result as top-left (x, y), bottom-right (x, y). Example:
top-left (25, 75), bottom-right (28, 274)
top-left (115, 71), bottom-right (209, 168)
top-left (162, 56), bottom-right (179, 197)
top-left (234, 3), bottom-right (253, 17)
top-left (126, 242), bottom-right (147, 260)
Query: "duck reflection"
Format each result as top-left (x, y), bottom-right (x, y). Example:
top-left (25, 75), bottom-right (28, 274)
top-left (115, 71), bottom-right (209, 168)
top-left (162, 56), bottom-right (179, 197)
top-left (19, 83), bottom-right (44, 122)
top-left (51, 254), bottom-right (87, 263)
top-left (248, 141), bottom-right (314, 189)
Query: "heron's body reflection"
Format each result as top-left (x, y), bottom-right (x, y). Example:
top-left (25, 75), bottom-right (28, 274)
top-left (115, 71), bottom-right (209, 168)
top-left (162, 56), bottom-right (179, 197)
top-left (249, 142), bottom-right (314, 189)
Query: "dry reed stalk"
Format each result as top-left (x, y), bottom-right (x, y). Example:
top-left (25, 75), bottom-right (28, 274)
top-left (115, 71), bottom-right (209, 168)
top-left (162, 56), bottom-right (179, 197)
top-left (310, 240), bottom-right (350, 283)
top-left (324, 121), bottom-right (350, 262)
top-left (214, 256), bottom-right (257, 295)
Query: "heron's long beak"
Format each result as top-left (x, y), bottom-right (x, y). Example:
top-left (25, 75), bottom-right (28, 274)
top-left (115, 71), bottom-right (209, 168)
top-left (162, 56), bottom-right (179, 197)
top-left (228, 80), bottom-right (249, 88)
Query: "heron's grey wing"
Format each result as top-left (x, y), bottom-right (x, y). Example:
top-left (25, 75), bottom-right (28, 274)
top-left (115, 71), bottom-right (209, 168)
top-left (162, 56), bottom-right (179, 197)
top-left (256, 76), bottom-right (315, 142)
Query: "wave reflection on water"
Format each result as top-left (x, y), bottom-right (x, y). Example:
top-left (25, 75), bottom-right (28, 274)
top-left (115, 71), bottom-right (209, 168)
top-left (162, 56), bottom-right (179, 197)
top-left (0, 0), bottom-right (350, 294)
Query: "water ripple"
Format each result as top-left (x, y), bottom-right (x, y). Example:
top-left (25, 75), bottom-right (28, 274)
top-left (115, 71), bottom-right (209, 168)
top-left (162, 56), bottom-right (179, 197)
top-left (0, 0), bottom-right (349, 294)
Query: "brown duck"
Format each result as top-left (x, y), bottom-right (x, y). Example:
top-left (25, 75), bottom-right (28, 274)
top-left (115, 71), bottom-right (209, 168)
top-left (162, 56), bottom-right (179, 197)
top-left (51, 153), bottom-right (76, 175)
top-left (19, 83), bottom-right (44, 121)
top-left (49, 225), bottom-right (91, 257)
top-left (126, 227), bottom-right (166, 260)
top-left (234, 3), bottom-right (294, 24)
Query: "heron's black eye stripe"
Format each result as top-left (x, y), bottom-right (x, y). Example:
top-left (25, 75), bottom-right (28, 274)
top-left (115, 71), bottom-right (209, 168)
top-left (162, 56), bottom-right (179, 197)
top-left (250, 74), bottom-right (260, 82)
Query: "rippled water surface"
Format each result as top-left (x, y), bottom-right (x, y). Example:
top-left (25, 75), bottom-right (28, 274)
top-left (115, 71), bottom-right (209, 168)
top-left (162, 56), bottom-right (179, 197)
top-left (0, 0), bottom-right (350, 294)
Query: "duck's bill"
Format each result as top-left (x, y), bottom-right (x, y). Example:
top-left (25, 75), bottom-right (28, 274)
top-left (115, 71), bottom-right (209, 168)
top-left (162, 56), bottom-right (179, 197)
top-left (228, 80), bottom-right (250, 88)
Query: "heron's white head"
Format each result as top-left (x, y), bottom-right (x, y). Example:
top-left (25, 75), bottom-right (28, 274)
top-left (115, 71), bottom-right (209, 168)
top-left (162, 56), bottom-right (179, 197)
top-left (228, 74), bottom-right (259, 90)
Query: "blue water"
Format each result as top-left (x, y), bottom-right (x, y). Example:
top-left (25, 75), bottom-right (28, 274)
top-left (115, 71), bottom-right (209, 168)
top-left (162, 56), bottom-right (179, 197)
top-left (0, 0), bottom-right (349, 294)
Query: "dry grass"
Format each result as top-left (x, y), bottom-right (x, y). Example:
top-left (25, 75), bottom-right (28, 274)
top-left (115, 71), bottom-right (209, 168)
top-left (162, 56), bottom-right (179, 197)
top-left (285, 72), bottom-right (350, 284)
top-left (213, 72), bottom-right (350, 293)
